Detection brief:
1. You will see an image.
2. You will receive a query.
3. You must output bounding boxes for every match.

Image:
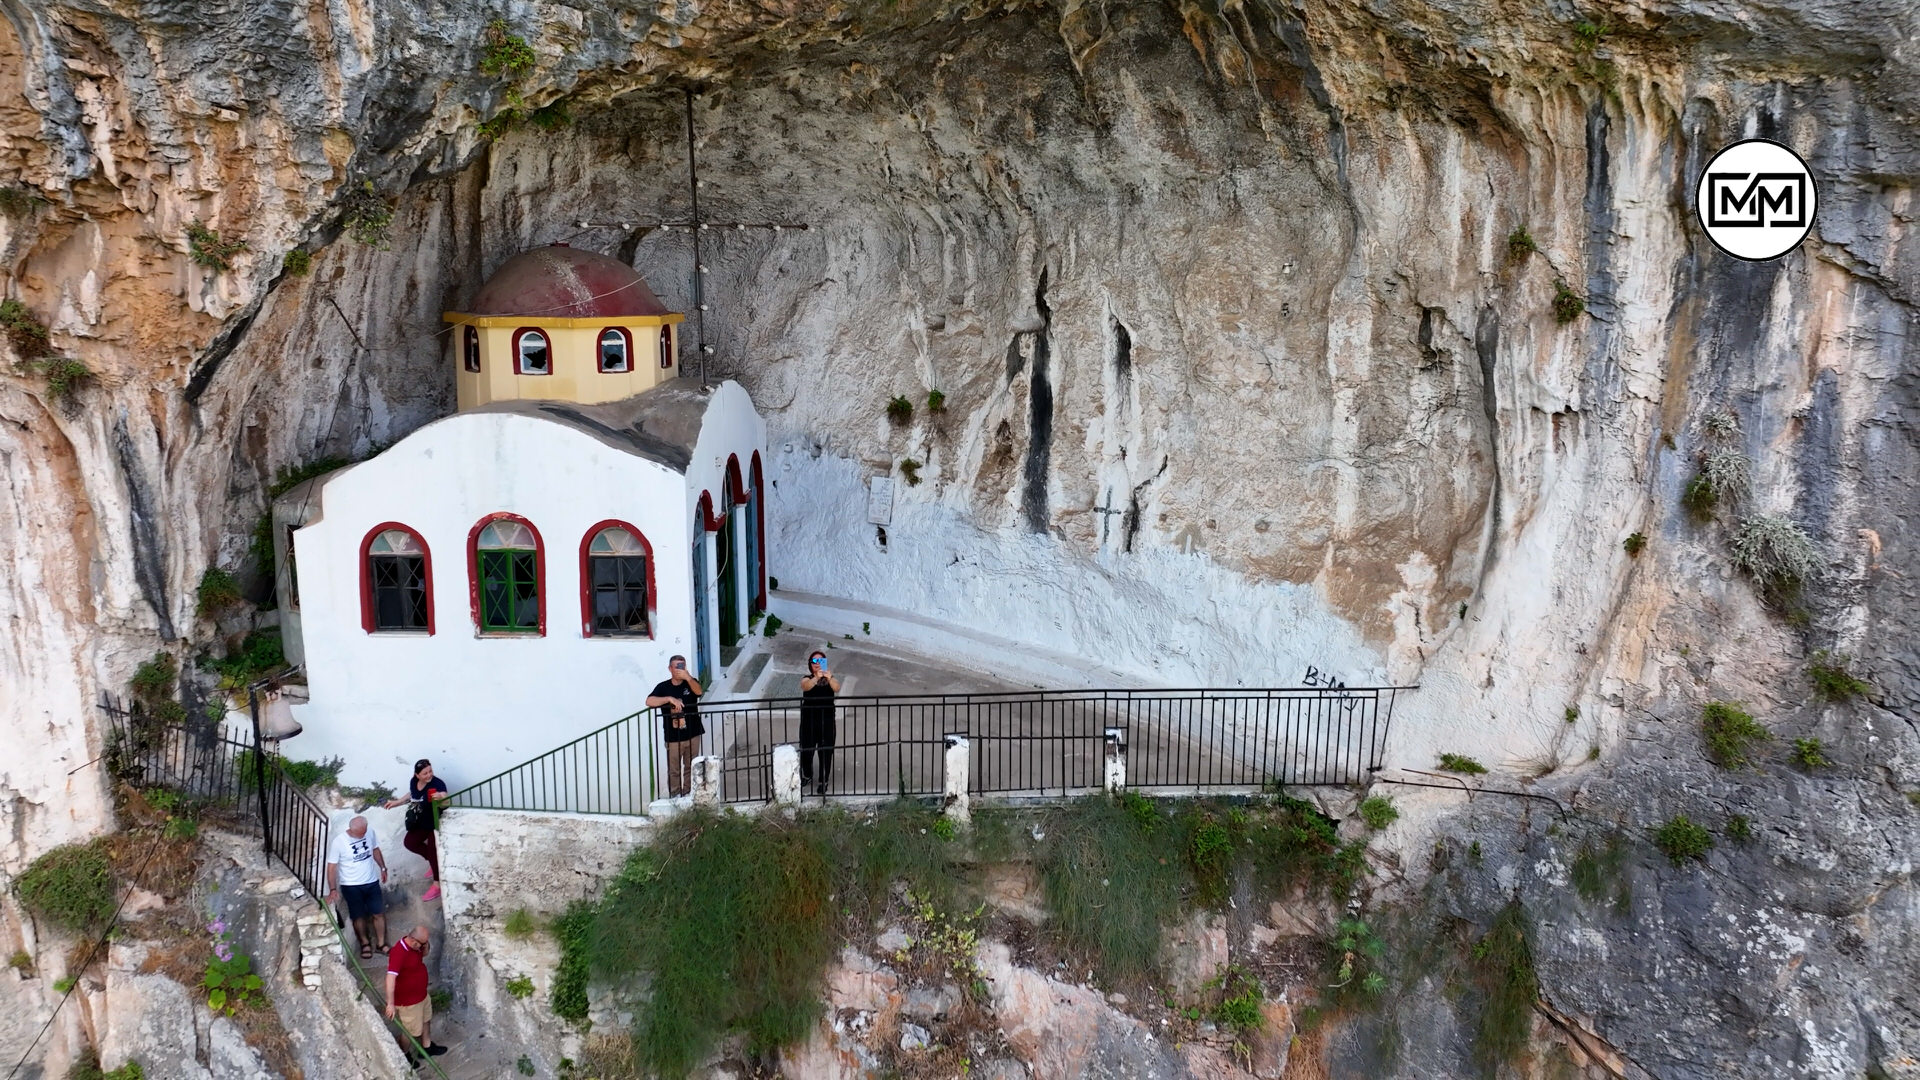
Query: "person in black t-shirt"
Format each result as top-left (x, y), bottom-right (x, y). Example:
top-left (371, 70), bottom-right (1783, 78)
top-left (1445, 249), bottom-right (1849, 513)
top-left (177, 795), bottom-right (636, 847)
top-left (798, 650), bottom-right (841, 796)
top-left (380, 759), bottom-right (450, 902)
top-left (647, 654), bottom-right (705, 797)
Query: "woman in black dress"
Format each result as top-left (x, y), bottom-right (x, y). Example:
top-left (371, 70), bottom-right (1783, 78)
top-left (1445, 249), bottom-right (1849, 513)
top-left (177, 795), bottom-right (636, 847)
top-left (798, 650), bottom-right (840, 796)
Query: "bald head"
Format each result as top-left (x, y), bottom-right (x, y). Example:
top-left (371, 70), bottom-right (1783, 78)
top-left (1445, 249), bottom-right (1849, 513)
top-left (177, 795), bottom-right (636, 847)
top-left (347, 816), bottom-right (368, 837)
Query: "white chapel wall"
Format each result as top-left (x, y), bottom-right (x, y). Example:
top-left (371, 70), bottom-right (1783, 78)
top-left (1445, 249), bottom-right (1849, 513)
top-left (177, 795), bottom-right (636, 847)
top-left (287, 412), bottom-right (702, 795)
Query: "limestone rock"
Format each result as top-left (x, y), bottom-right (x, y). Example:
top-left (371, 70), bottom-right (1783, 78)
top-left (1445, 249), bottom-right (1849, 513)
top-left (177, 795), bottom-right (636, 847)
top-left (1160, 912), bottom-right (1229, 1004)
top-left (98, 973), bottom-right (212, 1080)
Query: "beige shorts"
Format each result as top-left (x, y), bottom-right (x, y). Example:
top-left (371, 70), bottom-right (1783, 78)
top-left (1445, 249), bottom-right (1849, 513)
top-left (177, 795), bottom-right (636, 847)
top-left (394, 996), bottom-right (432, 1038)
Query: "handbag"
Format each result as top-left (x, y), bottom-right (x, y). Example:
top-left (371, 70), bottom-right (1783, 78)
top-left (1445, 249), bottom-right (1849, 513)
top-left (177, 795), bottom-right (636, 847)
top-left (405, 799), bottom-right (434, 833)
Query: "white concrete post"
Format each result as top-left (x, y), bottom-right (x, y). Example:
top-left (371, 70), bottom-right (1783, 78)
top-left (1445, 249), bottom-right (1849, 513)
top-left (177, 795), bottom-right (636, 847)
top-left (692, 755), bottom-right (720, 806)
top-left (1104, 727), bottom-right (1126, 792)
top-left (772, 744), bottom-right (801, 806)
top-left (943, 734), bottom-right (970, 825)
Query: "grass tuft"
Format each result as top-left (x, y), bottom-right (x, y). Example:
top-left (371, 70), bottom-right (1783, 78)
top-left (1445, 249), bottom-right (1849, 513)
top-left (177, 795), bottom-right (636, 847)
top-left (1623, 532), bottom-right (1646, 556)
top-left (185, 222), bottom-right (246, 271)
top-left (899, 458), bottom-right (922, 486)
top-left (1568, 832), bottom-right (1631, 913)
top-left (1653, 814), bottom-right (1713, 865)
top-left (1790, 737), bottom-right (1830, 771)
top-left (341, 182), bottom-right (393, 248)
top-left (1729, 515), bottom-right (1820, 604)
top-left (1682, 474), bottom-right (1718, 522)
top-left (1038, 796), bottom-right (1185, 980)
top-left (1807, 650), bottom-right (1871, 702)
top-left (1469, 902), bottom-right (1537, 1077)
top-left (1437, 753), bottom-right (1487, 775)
top-left (504, 974), bottom-right (535, 999)
top-left (16, 842), bottom-right (115, 934)
top-left (886, 395), bottom-right (913, 425)
top-left (550, 901), bottom-right (593, 1021)
top-left (479, 19), bottom-right (537, 77)
top-left (1358, 796), bottom-right (1398, 830)
top-left (1701, 701), bottom-right (1769, 769)
top-left (1725, 814), bottom-right (1753, 843)
top-left (503, 908), bottom-right (537, 939)
top-left (926, 389), bottom-right (946, 413)
top-left (196, 568), bottom-right (244, 618)
top-left (0, 298), bottom-right (51, 359)
top-left (130, 652), bottom-right (178, 707)
top-left (281, 249), bottom-right (312, 277)
top-left (763, 613), bottom-right (783, 638)
top-left (1551, 280), bottom-right (1585, 324)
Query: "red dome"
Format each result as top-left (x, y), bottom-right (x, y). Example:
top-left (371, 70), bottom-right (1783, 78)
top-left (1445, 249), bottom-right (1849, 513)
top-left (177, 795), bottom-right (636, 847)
top-left (467, 245), bottom-right (670, 319)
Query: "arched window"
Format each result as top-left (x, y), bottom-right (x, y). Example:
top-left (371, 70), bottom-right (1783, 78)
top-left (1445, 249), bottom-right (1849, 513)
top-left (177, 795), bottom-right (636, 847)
top-left (471, 516), bottom-right (543, 634)
top-left (597, 327), bottom-right (632, 373)
top-left (658, 324), bottom-right (675, 369)
top-left (463, 325), bottom-right (481, 373)
top-left (361, 524), bottom-right (433, 634)
top-left (749, 452), bottom-right (766, 612)
top-left (513, 328), bottom-right (551, 376)
top-left (581, 522), bottom-right (653, 637)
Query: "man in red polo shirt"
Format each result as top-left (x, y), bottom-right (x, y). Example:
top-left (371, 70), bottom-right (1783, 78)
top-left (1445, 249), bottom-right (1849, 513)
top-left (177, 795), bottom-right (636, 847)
top-left (385, 924), bottom-right (448, 1060)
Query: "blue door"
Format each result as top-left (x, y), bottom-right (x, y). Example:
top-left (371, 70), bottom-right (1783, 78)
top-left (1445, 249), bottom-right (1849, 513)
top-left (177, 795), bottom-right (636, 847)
top-left (745, 488), bottom-right (762, 613)
top-left (692, 531), bottom-right (712, 685)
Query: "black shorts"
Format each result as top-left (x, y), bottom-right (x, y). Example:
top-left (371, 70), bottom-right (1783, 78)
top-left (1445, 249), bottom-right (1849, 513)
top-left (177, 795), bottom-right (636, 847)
top-left (340, 881), bottom-right (385, 920)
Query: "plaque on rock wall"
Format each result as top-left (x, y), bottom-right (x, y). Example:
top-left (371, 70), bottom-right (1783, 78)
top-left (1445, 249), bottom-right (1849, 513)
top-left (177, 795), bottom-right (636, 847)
top-left (867, 476), bottom-right (895, 526)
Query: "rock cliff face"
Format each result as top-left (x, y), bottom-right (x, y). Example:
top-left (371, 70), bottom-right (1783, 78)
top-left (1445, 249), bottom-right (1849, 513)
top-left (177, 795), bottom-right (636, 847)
top-left (1, 0), bottom-right (1916, 1076)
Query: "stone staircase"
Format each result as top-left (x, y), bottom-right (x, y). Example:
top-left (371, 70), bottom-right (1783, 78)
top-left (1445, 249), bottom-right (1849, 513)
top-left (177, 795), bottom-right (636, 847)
top-left (335, 883), bottom-right (531, 1080)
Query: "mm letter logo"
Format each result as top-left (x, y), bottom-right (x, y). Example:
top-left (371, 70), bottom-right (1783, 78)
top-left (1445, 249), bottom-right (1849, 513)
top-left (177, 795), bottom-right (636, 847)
top-left (1695, 139), bottom-right (1817, 261)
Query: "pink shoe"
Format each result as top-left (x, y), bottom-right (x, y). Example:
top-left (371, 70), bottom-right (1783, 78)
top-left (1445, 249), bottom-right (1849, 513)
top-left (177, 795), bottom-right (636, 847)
top-left (421, 883), bottom-right (441, 902)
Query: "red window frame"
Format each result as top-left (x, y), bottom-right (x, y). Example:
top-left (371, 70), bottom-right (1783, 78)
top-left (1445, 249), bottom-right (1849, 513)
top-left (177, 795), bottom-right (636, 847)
top-left (578, 519), bottom-right (657, 638)
top-left (511, 327), bottom-right (552, 376)
top-left (597, 326), bottom-right (633, 373)
top-left (750, 451), bottom-right (767, 610)
top-left (359, 522), bottom-right (435, 635)
top-left (658, 324), bottom-right (675, 369)
top-left (467, 512), bottom-right (547, 636)
top-left (696, 490), bottom-right (721, 532)
top-left (462, 325), bottom-right (481, 373)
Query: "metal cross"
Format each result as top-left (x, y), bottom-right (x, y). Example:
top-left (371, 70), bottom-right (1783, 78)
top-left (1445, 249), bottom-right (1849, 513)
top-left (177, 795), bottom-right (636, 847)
top-left (573, 88), bottom-right (808, 386)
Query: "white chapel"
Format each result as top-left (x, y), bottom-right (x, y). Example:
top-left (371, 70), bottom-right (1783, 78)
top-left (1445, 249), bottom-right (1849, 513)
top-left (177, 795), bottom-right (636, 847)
top-left (267, 244), bottom-right (768, 787)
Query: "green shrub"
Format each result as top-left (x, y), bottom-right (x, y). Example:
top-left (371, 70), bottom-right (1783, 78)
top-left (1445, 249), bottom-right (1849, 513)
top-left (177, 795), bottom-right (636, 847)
top-left (34, 357), bottom-right (90, 404)
top-left (930, 815), bottom-right (957, 841)
top-left (281, 249), bottom-right (312, 277)
top-left (1564, 705), bottom-right (1580, 725)
top-left (479, 19), bottom-right (537, 77)
top-left (16, 842), bottom-right (115, 933)
top-left (341, 182), bottom-right (393, 248)
top-left (1208, 967), bottom-right (1264, 1032)
top-left (1187, 814), bottom-right (1237, 909)
top-left (0, 185), bottom-right (39, 218)
top-left (0, 298), bottom-right (51, 359)
top-left (1725, 814), bottom-right (1753, 843)
top-left (1505, 226), bottom-right (1537, 262)
top-left (1325, 917), bottom-right (1387, 1007)
top-left (899, 458), bottom-right (922, 486)
top-left (206, 628), bottom-right (287, 687)
top-left (1247, 795), bottom-right (1364, 901)
top-left (250, 454), bottom-right (354, 571)
top-left (517, 1056), bottom-right (535, 1077)
top-left (163, 816), bottom-right (198, 842)
top-left (66, 1052), bottom-right (144, 1080)
top-left (763, 614), bottom-right (783, 638)
top-left (1701, 701), bottom-right (1769, 769)
top-left (1358, 796), bottom-right (1398, 830)
top-left (1807, 651), bottom-right (1871, 702)
top-left (504, 908), bottom-right (537, 939)
top-left (549, 901), bottom-right (593, 1021)
top-left (1701, 448), bottom-right (1750, 506)
top-left (1682, 474), bottom-right (1717, 521)
top-left (1568, 832), bottom-right (1631, 913)
top-left (129, 652), bottom-right (177, 707)
top-left (9, 950), bottom-right (33, 974)
top-left (926, 389), bottom-right (946, 413)
top-left (1469, 902), bottom-right (1537, 1076)
top-left (1551, 280), bottom-right (1585, 324)
top-left (528, 102), bottom-right (572, 131)
top-left (1120, 790), bottom-right (1158, 832)
top-left (1791, 737), bottom-right (1830, 771)
top-left (280, 755), bottom-right (343, 788)
top-left (886, 396), bottom-right (913, 425)
top-left (52, 976), bottom-right (75, 994)
top-left (1438, 753), bottom-right (1487, 775)
top-left (1653, 814), bottom-right (1713, 865)
top-left (1623, 532), bottom-right (1646, 556)
top-left (1572, 19), bottom-right (1611, 50)
top-left (196, 568), bottom-right (244, 618)
top-left (185, 222), bottom-right (246, 271)
top-left (504, 974), bottom-right (535, 999)
top-left (1729, 515), bottom-right (1819, 601)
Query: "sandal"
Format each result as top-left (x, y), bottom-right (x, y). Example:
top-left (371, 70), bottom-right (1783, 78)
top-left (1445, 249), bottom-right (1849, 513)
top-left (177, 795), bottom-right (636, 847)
top-left (359, 943), bottom-right (373, 959)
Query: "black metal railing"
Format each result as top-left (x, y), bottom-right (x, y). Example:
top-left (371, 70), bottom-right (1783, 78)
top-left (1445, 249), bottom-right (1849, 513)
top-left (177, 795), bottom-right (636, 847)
top-left (704, 685), bottom-right (1410, 802)
top-left (447, 708), bottom-right (659, 815)
top-left (99, 695), bottom-right (331, 899)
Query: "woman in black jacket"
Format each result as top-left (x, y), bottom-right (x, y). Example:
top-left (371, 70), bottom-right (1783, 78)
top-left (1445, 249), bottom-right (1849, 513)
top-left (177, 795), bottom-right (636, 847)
top-left (798, 651), bottom-right (840, 796)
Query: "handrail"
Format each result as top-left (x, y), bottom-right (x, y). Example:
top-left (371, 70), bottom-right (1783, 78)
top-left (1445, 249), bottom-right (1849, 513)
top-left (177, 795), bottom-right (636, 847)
top-left (322, 907), bottom-right (453, 1080)
top-left (443, 707), bottom-right (652, 804)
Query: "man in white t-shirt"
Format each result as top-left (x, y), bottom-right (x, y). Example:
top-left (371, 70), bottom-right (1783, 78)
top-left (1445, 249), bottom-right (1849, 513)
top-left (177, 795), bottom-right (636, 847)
top-left (326, 816), bottom-right (389, 959)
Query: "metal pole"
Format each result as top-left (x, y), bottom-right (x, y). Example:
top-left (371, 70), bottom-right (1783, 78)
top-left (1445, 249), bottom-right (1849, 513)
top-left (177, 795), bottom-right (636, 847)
top-left (248, 685), bottom-right (272, 861)
top-left (684, 86), bottom-right (708, 388)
